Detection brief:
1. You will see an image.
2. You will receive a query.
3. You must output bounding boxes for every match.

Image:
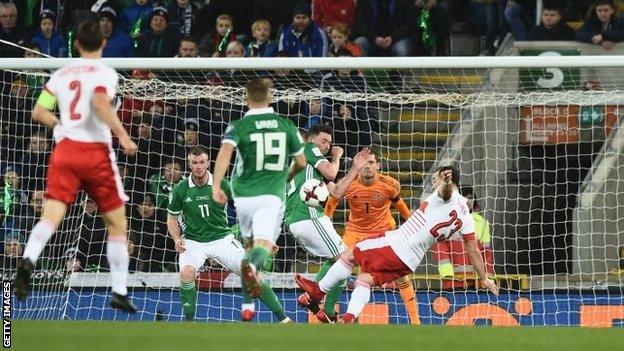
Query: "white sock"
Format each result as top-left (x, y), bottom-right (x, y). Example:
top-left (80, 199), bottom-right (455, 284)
top-left (346, 280), bottom-right (371, 318)
top-left (23, 219), bottom-right (56, 264)
top-left (318, 257), bottom-right (353, 293)
top-left (107, 236), bottom-right (129, 296)
top-left (242, 303), bottom-right (255, 312)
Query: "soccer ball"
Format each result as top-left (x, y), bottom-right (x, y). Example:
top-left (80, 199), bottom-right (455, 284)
top-left (300, 178), bottom-right (330, 208)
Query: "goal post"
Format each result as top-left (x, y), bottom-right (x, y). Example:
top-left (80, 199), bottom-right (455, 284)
top-left (2, 56), bottom-right (623, 325)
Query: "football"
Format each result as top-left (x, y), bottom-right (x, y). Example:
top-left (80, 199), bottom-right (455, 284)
top-left (299, 178), bottom-right (330, 208)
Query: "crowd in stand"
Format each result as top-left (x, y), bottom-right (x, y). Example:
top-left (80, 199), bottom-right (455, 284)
top-left (1, 0), bottom-right (623, 276)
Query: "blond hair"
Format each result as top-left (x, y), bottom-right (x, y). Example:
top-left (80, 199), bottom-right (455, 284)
top-left (251, 19), bottom-right (271, 32)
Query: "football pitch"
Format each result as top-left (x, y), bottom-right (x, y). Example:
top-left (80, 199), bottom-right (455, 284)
top-left (10, 320), bottom-right (624, 351)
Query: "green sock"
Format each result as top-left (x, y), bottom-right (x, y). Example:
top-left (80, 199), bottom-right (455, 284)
top-left (248, 246), bottom-right (269, 272)
top-left (315, 261), bottom-right (333, 281)
top-left (258, 280), bottom-right (288, 321)
top-left (180, 281), bottom-right (197, 320)
top-left (323, 280), bottom-right (346, 317)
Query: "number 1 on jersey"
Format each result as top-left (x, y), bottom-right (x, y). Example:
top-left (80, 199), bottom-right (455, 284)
top-left (198, 204), bottom-right (210, 218)
top-left (69, 80), bottom-right (82, 120)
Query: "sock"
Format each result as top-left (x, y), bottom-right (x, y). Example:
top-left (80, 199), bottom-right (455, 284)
top-left (180, 281), bottom-right (197, 319)
top-left (315, 261), bottom-right (332, 281)
top-left (318, 257), bottom-right (353, 293)
top-left (345, 280), bottom-right (371, 318)
top-left (23, 219), bottom-right (55, 263)
top-left (107, 236), bottom-right (129, 296)
top-left (247, 246), bottom-right (269, 272)
top-left (397, 279), bottom-right (420, 325)
top-left (323, 280), bottom-right (346, 317)
top-left (258, 280), bottom-right (287, 321)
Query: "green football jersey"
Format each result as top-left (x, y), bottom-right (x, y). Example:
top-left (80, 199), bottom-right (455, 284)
top-left (284, 142), bottom-right (328, 225)
top-left (222, 107), bottom-right (304, 199)
top-left (167, 174), bottom-right (231, 243)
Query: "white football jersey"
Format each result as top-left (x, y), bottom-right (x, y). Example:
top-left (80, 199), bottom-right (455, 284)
top-left (45, 58), bottom-right (118, 144)
top-left (385, 189), bottom-right (475, 271)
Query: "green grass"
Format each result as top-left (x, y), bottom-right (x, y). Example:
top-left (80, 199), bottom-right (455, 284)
top-left (11, 320), bottom-right (624, 351)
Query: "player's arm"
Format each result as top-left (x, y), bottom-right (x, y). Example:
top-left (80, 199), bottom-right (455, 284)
top-left (330, 147), bottom-right (370, 200)
top-left (213, 142), bottom-right (234, 204)
top-left (32, 89), bottom-right (60, 128)
top-left (464, 236), bottom-right (499, 295)
top-left (167, 214), bottom-right (186, 253)
top-left (437, 168), bottom-right (454, 201)
top-left (92, 92), bottom-right (137, 156)
top-left (389, 180), bottom-right (411, 220)
top-left (316, 146), bottom-right (343, 181)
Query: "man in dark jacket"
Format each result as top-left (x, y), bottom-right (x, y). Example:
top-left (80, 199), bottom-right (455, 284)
top-left (99, 6), bottom-right (134, 57)
top-left (167, 0), bottom-right (202, 38)
top-left (575, 0), bottom-right (624, 49)
top-left (0, 2), bottom-right (26, 57)
top-left (137, 6), bottom-right (181, 57)
top-left (277, 2), bottom-right (328, 57)
top-left (528, 2), bottom-right (576, 40)
top-left (353, 0), bottom-right (414, 56)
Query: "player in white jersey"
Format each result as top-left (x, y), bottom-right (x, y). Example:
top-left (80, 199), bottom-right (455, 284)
top-left (296, 166), bottom-right (499, 323)
top-left (15, 21), bottom-right (138, 313)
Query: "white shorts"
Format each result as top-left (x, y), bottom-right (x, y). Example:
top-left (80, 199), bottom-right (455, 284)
top-left (179, 235), bottom-right (244, 276)
top-left (234, 195), bottom-right (284, 243)
top-left (288, 216), bottom-right (345, 259)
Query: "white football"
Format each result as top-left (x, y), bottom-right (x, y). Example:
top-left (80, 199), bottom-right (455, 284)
top-left (299, 178), bottom-right (330, 208)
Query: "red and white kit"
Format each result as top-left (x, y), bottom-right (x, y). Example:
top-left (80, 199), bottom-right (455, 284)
top-left (353, 189), bottom-right (476, 285)
top-left (44, 58), bottom-right (128, 212)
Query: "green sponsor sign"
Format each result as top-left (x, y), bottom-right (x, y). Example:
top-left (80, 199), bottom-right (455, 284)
top-left (520, 49), bottom-right (581, 92)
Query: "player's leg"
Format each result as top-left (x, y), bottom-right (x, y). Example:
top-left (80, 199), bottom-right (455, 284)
top-left (16, 143), bottom-right (79, 300)
top-left (340, 272), bottom-right (375, 323)
top-left (210, 235), bottom-right (290, 322)
top-left (177, 239), bottom-right (207, 321)
top-left (394, 275), bottom-right (420, 325)
top-left (295, 248), bottom-right (355, 305)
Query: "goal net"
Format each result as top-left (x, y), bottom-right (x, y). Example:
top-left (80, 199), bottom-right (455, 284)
top-left (3, 56), bottom-right (623, 326)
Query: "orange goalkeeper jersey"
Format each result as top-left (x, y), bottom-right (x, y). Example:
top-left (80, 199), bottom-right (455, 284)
top-left (343, 174), bottom-right (401, 235)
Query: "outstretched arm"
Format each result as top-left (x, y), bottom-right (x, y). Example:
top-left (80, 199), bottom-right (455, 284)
top-left (437, 169), bottom-right (454, 201)
top-left (213, 142), bottom-right (235, 204)
top-left (465, 237), bottom-right (499, 295)
top-left (329, 148), bottom-right (370, 200)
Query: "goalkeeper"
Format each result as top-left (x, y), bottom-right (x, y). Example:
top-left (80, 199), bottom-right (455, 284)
top-left (168, 146), bottom-right (290, 322)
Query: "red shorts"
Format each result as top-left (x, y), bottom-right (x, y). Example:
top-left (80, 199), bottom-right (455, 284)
top-left (45, 139), bottom-right (128, 212)
top-left (353, 236), bottom-right (412, 286)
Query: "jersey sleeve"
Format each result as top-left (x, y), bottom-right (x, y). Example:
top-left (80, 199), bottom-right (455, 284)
top-left (287, 120), bottom-right (304, 156)
top-left (222, 122), bottom-right (239, 146)
top-left (305, 143), bottom-right (328, 168)
top-left (94, 68), bottom-right (118, 99)
top-left (460, 207), bottom-right (476, 242)
top-left (389, 178), bottom-right (401, 200)
top-left (167, 184), bottom-right (184, 216)
top-left (44, 72), bottom-right (58, 96)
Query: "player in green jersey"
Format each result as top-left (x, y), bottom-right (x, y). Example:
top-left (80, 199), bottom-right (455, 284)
top-left (213, 78), bottom-right (306, 298)
top-left (168, 146), bottom-right (291, 322)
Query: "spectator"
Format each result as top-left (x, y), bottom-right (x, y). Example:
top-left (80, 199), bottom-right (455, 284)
top-left (99, 6), bottom-right (134, 57)
top-left (575, 0), bottom-right (624, 48)
top-left (353, 0), bottom-right (414, 57)
top-left (312, 0), bottom-right (356, 33)
top-left (328, 22), bottom-right (361, 57)
top-left (225, 40), bottom-right (244, 57)
top-left (1, 236), bottom-right (22, 270)
top-left (16, 189), bottom-right (44, 239)
top-left (0, 2), bottom-right (27, 57)
top-left (172, 119), bottom-right (204, 161)
top-left (322, 48), bottom-right (367, 93)
top-left (22, 41), bottom-right (41, 57)
top-left (0, 0), bottom-right (26, 30)
top-left (19, 131), bottom-right (50, 191)
top-left (30, 9), bottom-right (66, 57)
top-left (119, 0), bottom-right (153, 36)
top-left (129, 194), bottom-right (171, 272)
top-left (253, 0), bottom-right (300, 40)
top-left (528, 2), bottom-right (576, 40)
top-left (57, 0), bottom-right (99, 35)
top-left (148, 160), bottom-right (184, 210)
top-left (199, 0), bottom-right (252, 42)
top-left (176, 35), bottom-right (199, 57)
top-left (0, 77), bottom-right (36, 159)
top-left (137, 6), bottom-right (181, 57)
top-left (245, 19), bottom-right (278, 57)
top-left (75, 198), bottom-right (108, 272)
top-left (167, 0), bottom-right (202, 38)
top-left (415, 0), bottom-right (452, 55)
top-left (329, 102), bottom-right (373, 158)
top-left (504, 0), bottom-right (536, 41)
top-left (277, 2), bottom-right (328, 57)
top-left (198, 14), bottom-right (236, 57)
top-left (472, 0), bottom-right (507, 55)
top-left (0, 166), bottom-right (30, 227)
top-left (19, 0), bottom-right (62, 31)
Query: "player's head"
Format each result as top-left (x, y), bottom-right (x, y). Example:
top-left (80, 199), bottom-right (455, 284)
top-left (307, 124), bottom-right (333, 155)
top-left (245, 78), bottom-right (273, 107)
top-left (360, 149), bottom-right (380, 180)
top-left (75, 20), bottom-right (105, 55)
top-left (432, 165), bottom-right (460, 189)
top-left (188, 146), bottom-right (210, 178)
